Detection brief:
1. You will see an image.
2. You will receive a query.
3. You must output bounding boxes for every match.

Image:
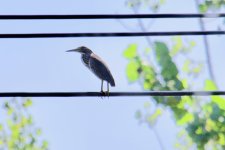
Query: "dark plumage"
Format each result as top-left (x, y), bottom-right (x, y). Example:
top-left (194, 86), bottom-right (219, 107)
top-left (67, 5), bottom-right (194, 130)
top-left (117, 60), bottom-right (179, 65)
top-left (66, 46), bottom-right (115, 93)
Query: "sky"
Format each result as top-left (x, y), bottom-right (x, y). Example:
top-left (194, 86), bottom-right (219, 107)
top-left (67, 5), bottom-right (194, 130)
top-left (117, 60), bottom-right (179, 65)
top-left (0, 0), bottom-right (224, 150)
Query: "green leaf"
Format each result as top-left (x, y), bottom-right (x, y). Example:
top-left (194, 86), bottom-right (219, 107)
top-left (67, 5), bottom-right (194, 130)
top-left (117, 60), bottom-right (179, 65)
top-left (23, 99), bottom-right (32, 108)
top-left (126, 60), bottom-right (140, 82)
top-left (182, 60), bottom-right (190, 73)
top-left (199, 4), bottom-right (208, 13)
top-left (42, 140), bottom-right (49, 149)
top-left (161, 62), bottom-right (178, 80)
top-left (212, 96), bottom-right (225, 111)
top-left (204, 80), bottom-right (225, 110)
top-left (154, 41), bottom-right (178, 80)
top-left (159, 0), bottom-right (165, 4)
top-left (210, 104), bottom-right (222, 122)
top-left (20, 116), bottom-right (27, 127)
top-left (147, 108), bottom-right (162, 126)
top-left (7, 108), bottom-right (13, 115)
top-left (155, 41), bottom-right (169, 63)
top-left (143, 80), bottom-right (151, 90)
top-left (177, 113), bottom-right (194, 125)
top-left (190, 41), bottom-right (196, 47)
top-left (181, 79), bottom-right (188, 89)
top-left (36, 129), bottom-right (42, 136)
top-left (123, 44), bottom-right (137, 59)
top-left (218, 133), bottom-right (225, 145)
top-left (0, 124), bottom-right (3, 131)
top-left (192, 64), bottom-right (202, 74)
top-left (204, 79), bottom-right (217, 90)
top-left (205, 118), bottom-right (216, 132)
top-left (171, 37), bottom-right (183, 56)
top-left (195, 127), bottom-right (203, 135)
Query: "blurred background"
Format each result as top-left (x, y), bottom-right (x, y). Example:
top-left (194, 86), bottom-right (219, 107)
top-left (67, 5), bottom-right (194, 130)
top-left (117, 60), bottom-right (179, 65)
top-left (0, 0), bottom-right (225, 150)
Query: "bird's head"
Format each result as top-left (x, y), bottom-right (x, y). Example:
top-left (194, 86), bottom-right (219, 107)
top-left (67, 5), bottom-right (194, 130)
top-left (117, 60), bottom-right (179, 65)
top-left (66, 46), bottom-right (92, 54)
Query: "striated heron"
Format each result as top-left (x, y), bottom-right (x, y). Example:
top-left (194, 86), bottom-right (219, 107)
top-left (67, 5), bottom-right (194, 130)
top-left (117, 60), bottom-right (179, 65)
top-left (66, 46), bottom-right (115, 95)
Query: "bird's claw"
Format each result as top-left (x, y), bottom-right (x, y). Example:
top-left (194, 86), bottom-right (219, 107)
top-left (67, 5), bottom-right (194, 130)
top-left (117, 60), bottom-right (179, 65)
top-left (100, 91), bottom-right (109, 98)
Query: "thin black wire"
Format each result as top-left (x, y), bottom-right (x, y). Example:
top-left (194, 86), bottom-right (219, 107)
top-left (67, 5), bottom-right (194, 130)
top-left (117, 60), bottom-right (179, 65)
top-left (0, 31), bottom-right (224, 38)
top-left (0, 91), bottom-right (224, 97)
top-left (0, 14), bottom-right (224, 19)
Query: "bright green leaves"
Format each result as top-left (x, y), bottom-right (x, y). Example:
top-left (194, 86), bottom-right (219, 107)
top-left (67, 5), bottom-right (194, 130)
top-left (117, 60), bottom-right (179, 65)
top-left (142, 65), bottom-right (160, 90)
top-left (204, 79), bottom-right (217, 90)
top-left (199, 4), bottom-right (208, 13)
top-left (186, 103), bottom-right (225, 148)
top-left (182, 59), bottom-right (203, 77)
top-left (186, 116), bottom-right (210, 148)
top-left (0, 99), bottom-right (48, 150)
top-left (182, 60), bottom-right (191, 73)
top-left (124, 0), bottom-right (225, 149)
top-left (218, 133), bottom-right (225, 145)
top-left (171, 37), bottom-right (201, 78)
top-left (212, 96), bottom-right (225, 111)
top-left (42, 140), bottom-right (48, 149)
top-left (146, 108), bottom-right (162, 126)
top-left (177, 113), bottom-right (194, 125)
top-left (123, 44), bottom-right (137, 59)
top-left (198, 0), bottom-right (225, 13)
top-left (171, 37), bottom-right (196, 56)
top-left (124, 44), bottom-right (140, 82)
top-left (123, 38), bottom-right (225, 149)
top-left (124, 41), bottom-right (186, 109)
top-left (204, 80), bottom-right (225, 110)
top-left (23, 99), bottom-right (32, 108)
top-left (126, 0), bottom-right (165, 12)
top-left (135, 103), bottom-right (163, 127)
top-left (124, 41), bottom-right (189, 123)
top-left (126, 60), bottom-right (140, 82)
top-left (184, 80), bottom-right (225, 148)
top-left (124, 43), bottom-right (160, 89)
top-left (0, 125), bottom-right (3, 131)
top-left (171, 37), bottom-right (183, 56)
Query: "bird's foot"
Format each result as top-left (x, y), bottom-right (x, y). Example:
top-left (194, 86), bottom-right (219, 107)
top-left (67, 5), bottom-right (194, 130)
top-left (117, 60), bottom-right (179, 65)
top-left (100, 90), bottom-right (109, 98)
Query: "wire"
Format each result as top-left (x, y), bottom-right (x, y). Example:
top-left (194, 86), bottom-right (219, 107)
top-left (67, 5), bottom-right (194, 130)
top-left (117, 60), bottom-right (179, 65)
top-left (0, 14), bottom-right (224, 20)
top-left (0, 91), bottom-right (224, 97)
top-left (0, 31), bottom-right (224, 38)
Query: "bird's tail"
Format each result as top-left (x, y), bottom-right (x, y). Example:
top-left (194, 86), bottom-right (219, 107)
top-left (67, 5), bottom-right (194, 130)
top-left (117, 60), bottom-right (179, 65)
top-left (110, 79), bottom-right (115, 87)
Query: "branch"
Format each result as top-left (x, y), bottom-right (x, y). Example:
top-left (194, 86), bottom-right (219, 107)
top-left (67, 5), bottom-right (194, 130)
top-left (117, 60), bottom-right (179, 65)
top-left (194, 0), bottom-right (216, 83)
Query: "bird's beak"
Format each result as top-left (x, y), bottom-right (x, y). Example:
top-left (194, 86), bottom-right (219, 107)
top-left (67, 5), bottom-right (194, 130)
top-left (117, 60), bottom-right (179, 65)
top-left (66, 49), bottom-right (76, 52)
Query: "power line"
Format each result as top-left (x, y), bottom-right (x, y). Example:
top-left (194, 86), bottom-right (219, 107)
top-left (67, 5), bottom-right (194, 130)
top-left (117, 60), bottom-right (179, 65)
top-left (0, 14), bottom-right (224, 20)
top-left (0, 91), bottom-right (224, 97)
top-left (0, 31), bottom-right (224, 38)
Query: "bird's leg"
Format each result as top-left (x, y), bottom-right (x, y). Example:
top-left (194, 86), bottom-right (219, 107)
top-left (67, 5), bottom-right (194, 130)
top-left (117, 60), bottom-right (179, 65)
top-left (100, 80), bottom-right (106, 97)
top-left (107, 82), bottom-right (110, 97)
top-left (101, 80), bottom-right (103, 93)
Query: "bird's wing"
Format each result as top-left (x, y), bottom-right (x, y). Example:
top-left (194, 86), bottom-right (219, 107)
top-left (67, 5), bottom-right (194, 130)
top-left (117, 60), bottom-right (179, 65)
top-left (89, 53), bottom-right (115, 86)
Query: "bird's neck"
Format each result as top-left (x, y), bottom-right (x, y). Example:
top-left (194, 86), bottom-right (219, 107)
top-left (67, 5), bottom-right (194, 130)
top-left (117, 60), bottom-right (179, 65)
top-left (81, 54), bottom-right (90, 66)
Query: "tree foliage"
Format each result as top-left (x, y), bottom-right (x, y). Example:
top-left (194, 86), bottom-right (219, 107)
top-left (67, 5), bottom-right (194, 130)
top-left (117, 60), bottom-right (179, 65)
top-left (0, 99), bottom-right (48, 150)
top-left (124, 39), bottom-right (225, 150)
top-left (123, 1), bottom-right (225, 149)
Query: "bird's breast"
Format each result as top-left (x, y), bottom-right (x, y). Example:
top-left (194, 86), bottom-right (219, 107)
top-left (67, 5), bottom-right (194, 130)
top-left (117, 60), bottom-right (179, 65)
top-left (81, 54), bottom-right (90, 67)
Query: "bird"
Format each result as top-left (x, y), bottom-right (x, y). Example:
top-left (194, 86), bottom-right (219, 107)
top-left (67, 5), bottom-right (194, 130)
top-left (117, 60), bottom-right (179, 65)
top-left (66, 46), bottom-right (115, 95)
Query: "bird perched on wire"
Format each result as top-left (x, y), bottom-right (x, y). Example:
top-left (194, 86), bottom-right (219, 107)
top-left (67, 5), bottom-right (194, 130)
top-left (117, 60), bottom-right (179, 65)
top-left (66, 46), bottom-right (115, 95)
